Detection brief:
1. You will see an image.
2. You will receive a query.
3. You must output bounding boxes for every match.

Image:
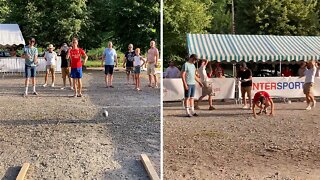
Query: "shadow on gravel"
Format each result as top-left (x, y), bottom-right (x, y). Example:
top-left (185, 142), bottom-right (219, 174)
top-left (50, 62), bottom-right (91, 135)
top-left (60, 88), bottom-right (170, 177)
top-left (2, 166), bottom-right (20, 180)
top-left (166, 112), bottom-right (252, 118)
top-left (85, 70), bottom-right (160, 180)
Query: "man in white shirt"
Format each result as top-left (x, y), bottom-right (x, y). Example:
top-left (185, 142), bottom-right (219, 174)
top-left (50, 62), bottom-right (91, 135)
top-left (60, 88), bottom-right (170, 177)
top-left (195, 59), bottom-right (215, 110)
top-left (165, 61), bottom-right (180, 78)
top-left (43, 44), bottom-right (57, 87)
top-left (300, 60), bottom-right (317, 110)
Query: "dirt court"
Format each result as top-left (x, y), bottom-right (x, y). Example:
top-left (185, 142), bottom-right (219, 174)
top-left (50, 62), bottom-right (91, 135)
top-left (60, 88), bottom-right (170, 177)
top-left (0, 69), bottom-right (160, 179)
top-left (164, 100), bottom-right (320, 179)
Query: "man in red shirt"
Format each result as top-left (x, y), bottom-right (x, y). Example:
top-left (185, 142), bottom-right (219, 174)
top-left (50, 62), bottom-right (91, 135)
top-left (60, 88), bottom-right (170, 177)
top-left (252, 91), bottom-right (275, 118)
top-left (67, 37), bottom-right (88, 97)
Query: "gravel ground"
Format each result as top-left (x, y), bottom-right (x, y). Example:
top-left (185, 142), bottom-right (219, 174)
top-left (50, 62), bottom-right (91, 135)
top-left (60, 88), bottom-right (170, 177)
top-left (164, 101), bottom-right (320, 179)
top-left (0, 69), bottom-right (160, 179)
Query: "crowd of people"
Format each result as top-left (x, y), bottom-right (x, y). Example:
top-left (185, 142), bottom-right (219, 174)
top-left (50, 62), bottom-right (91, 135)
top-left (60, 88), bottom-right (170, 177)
top-left (179, 54), bottom-right (319, 118)
top-left (21, 37), bottom-right (159, 97)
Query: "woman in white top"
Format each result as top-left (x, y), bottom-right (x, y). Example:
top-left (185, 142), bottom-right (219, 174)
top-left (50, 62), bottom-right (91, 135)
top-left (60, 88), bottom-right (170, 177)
top-left (133, 48), bottom-right (146, 91)
top-left (43, 44), bottom-right (57, 87)
top-left (300, 60), bottom-right (317, 110)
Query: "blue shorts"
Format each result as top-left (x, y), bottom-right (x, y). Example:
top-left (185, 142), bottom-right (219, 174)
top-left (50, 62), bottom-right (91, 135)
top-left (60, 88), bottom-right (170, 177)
top-left (25, 65), bottom-right (36, 78)
top-left (184, 84), bottom-right (195, 98)
top-left (134, 66), bottom-right (141, 74)
top-left (105, 65), bottom-right (114, 75)
top-left (71, 68), bottom-right (82, 78)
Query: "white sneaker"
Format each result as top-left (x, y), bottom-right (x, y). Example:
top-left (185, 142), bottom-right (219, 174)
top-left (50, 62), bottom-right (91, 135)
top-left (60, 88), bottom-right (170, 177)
top-left (43, 84), bottom-right (47, 87)
top-left (61, 87), bottom-right (66, 90)
top-left (70, 87), bottom-right (74, 90)
top-left (312, 100), bottom-right (316, 108)
top-left (306, 105), bottom-right (312, 110)
top-left (242, 105), bottom-right (249, 109)
top-left (51, 83), bottom-right (55, 87)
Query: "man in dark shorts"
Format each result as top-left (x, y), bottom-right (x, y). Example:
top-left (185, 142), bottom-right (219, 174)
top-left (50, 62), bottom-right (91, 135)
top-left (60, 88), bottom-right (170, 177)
top-left (237, 62), bottom-right (253, 109)
top-left (122, 44), bottom-right (135, 84)
top-left (181, 54), bottom-right (203, 117)
top-left (252, 91), bottom-right (274, 118)
top-left (102, 41), bottom-right (117, 88)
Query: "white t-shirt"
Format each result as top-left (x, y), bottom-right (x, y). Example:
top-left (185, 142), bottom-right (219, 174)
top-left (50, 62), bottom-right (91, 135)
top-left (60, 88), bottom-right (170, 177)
top-left (165, 66), bottom-right (180, 78)
top-left (198, 65), bottom-right (208, 82)
top-left (44, 51), bottom-right (57, 65)
top-left (134, 56), bottom-right (142, 66)
top-left (304, 66), bottom-right (316, 83)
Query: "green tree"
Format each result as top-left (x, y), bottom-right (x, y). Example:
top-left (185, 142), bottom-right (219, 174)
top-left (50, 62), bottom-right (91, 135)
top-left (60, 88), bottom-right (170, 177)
top-left (164, 0), bottom-right (212, 66)
top-left (110, 0), bottom-right (160, 54)
top-left (0, 0), bottom-right (10, 23)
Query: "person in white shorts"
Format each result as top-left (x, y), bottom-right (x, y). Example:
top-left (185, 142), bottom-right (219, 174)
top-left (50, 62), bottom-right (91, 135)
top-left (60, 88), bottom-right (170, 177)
top-left (300, 60), bottom-right (317, 110)
top-left (146, 40), bottom-right (159, 88)
top-left (43, 44), bottom-right (57, 87)
top-left (195, 59), bottom-right (215, 110)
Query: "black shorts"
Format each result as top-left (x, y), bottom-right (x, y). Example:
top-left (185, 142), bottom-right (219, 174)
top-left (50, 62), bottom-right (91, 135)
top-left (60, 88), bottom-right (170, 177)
top-left (104, 65), bottom-right (114, 75)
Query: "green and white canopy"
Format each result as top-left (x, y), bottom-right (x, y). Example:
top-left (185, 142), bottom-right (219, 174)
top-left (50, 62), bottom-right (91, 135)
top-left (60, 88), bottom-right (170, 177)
top-left (187, 34), bottom-right (320, 62)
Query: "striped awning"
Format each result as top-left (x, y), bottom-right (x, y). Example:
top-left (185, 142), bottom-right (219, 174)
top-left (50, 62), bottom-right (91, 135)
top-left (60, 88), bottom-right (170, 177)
top-left (187, 34), bottom-right (320, 62)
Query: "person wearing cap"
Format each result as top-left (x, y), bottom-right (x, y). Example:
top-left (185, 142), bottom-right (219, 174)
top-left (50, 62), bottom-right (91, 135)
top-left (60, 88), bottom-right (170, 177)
top-left (252, 91), bottom-right (274, 118)
top-left (147, 40), bottom-right (159, 88)
top-left (21, 37), bottom-right (39, 96)
top-left (122, 44), bottom-right (135, 84)
top-left (43, 44), bottom-right (58, 87)
top-left (102, 41), bottom-right (117, 88)
top-left (181, 54), bottom-right (203, 117)
top-left (299, 60), bottom-right (317, 110)
top-left (195, 59), bottom-right (215, 110)
top-left (60, 43), bottom-right (72, 90)
top-left (164, 61), bottom-right (180, 78)
top-left (67, 37), bottom-right (88, 97)
top-left (236, 62), bottom-right (253, 109)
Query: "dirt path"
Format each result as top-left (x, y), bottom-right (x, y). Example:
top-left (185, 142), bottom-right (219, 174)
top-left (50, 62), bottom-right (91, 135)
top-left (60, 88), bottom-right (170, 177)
top-left (164, 101), bottom-right (320, 179)
top-left (0, 69), bottom-right (160, 179)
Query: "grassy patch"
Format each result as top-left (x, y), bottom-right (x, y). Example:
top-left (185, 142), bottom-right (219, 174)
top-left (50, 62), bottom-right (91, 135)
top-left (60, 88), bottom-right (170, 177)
top-left (85, 60), bottom-right (102, 67)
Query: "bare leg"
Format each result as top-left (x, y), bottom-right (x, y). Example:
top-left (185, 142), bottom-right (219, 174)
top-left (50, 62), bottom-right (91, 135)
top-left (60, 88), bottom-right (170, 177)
top-left (137, 74), bottom-right (140, 89)
top-left (68, 77), bottom-right (72, 87)
top-left (153, 74), bottom-right (157, 87)
top-left (135, 74), bottom-right (138, 89)
top-left (51, 70), bottom-right (55, 84)
top-left (110, 74), bottom-right (113, 86)
top-left (148, 75), bottom-right (152, 86)
top-left (63, 77), bottom-right (66, 87)
top-left (78, 79), bottom-right (82, 95)
top-left (104, 74), bottom-right (108, 87)
top-left (44, 71), bottom-right (48, 84)
top-left (73, 78), bottom-right (77, 95)
top-left (208, 95), bottom-right (213, 107)
top-left (248, 92), bottom-right (252, 107)
top-left (132, 74), bottom-right (135, 83)
top-left (242, 93), bottom-right (246, 106)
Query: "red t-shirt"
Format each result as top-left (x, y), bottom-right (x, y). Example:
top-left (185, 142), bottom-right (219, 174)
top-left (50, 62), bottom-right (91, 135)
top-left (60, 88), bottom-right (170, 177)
top-left (253, 91), bottom-right (271, 103)
top-left (69, 48), bottom-right (85, 68)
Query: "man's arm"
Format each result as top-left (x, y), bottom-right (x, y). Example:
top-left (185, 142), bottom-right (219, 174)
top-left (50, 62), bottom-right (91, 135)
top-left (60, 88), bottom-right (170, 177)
top-left (181, 71), bottom-right (188, 90)
top-left (101, 50), bottom-right (105, 66)
top-left (195, 70), bottom-right (203, 87)
top-left (82, 53), bottom-right (88, 65)
top-left (155, 49), bottom-right (159, 66)
top-left (34, 49), bottom-right (38, 64)
top-left (114, 54), bottom-right (118, 67)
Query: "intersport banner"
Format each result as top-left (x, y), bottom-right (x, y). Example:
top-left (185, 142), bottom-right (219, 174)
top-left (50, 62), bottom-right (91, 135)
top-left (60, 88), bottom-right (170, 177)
top-left (251, 77), bottom-right (320, 98)
top-left (163, 78), bottom-right (235, 101)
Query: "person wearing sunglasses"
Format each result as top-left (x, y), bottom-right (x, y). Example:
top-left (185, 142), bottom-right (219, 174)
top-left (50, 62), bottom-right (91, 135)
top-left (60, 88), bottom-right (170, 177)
top-left (122, 44), bottom-right (135, 85)
top-left (21, 37), bottom-right (38, 97)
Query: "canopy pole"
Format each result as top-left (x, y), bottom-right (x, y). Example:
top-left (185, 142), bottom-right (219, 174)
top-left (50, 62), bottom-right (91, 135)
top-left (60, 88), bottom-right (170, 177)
top-left (279, 61), bottom-right (282, 76)
top-left (232, 62), bottom-right (236, 77)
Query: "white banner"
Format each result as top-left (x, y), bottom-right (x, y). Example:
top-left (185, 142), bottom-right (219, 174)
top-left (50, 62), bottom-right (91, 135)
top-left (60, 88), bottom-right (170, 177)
top-left (163, 78), bottom-right (235, 101)
top-left (250, 77), bottom-right (320, 98)
top-left (0, 57), bottom-right (62, 73)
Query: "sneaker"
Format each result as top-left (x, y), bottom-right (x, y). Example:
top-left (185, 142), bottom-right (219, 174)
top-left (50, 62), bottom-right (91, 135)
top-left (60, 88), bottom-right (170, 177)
top-left (242, 105), bottom-right (249, 109)
top-left (61, 87), bottom-right (66, 90)
top-left (186, 113), bottom-right (192, 117)
top-left (43, 84), bottom-right (47, 87)
top-left (209, 106), bottom-right (215, 110)
top-left (23, 92), bottom-right (28, 97)
top-left (193, 113), bottom-right (199, 117)
top-left (137, 88), bottom-right (141, 91)
top-left (33, 91), bottom-right (38, 95)
top-left (312, 100), bottom-right (316, 108)
top-left (70, 87), bottom-right (74, 90)
top-left (51, 83), bottom-right (55, 87)
top-left (306, 105), bottom-right (312, 110)
top-left (153, 85), bottom-right (159, 88)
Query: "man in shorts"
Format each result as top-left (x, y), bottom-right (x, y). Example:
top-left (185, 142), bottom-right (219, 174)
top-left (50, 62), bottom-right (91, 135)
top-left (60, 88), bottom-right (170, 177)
top-left (102, 41), bottom-right (117, 88)
top-left (181, 54), bottom-right (203, 117)
top-left (22, 37), bottom-right (38, 96)
top-left (146, 40), bottom-right (159, 88)
top-left (252, 91), bottom-right (274, 118)
top-left (67, 37), bottom-right (88, 97)
top-left (300, 60), bottom-right (317, 110)
top-left (195, 59), bottom-right (215, 110)
top-left (43, 44), bottom-right (57, 87)
top-left (122, 44), bottom-right (135, 84)
top-left (237, 62), bottom-right (253, 109)
top-left (60, 43), bottom-right (72, 89)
